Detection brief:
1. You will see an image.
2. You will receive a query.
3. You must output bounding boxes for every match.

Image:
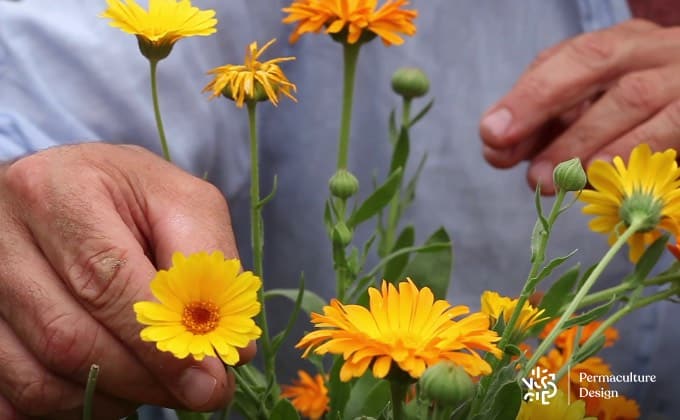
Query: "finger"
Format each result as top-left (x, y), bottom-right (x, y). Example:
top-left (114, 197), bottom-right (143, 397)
top-left (0, 317), bottom-right (136, 419)
top-left (526, 64), bottom-right (680, 191)
top-left (4, 145), bottom-right (236, 411)
top-left (0, 224), bottom-right (174, 407)
top-left (0, 394), bottom-right (21, 420)
top-left (587, 98), bottom-right (680, 164)
top-left (480, 19), bottom-right (661, 149)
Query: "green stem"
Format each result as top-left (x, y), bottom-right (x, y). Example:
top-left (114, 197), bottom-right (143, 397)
top-left (82, 364), bottom-right (100, 420)
top-left (149, 59), bottom-right (171, 162)
top-left (577, 282), bottom-right (634, 309)
top-left (498, 189), bottom-right (566, 351)
top-left (389, 379), bottom-right (409, 420)
top-left (522, 219), bottom-right (645, 376)
top-left (336, 42), bottom-right (361, 170)
top-left (246, 102), bottom-right (275, 389)
top-left (402, 98), bottom-right (412, 127)
top-left (556, 284), bottom-right (679, 380)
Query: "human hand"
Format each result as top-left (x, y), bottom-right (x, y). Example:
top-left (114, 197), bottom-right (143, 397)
top-left (0, 143), bottom-right (254, 419)
top-left (480, 19), bottom-right (680, 194)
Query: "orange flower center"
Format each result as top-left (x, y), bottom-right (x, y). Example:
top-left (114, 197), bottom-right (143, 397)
top-left (182, 301), bottom-right (220, 334)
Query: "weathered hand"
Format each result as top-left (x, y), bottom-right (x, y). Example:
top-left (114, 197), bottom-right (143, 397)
top-left (480, 19), bottom-right (680, 193)
top-left (0, 143), bottom-right (254, 419)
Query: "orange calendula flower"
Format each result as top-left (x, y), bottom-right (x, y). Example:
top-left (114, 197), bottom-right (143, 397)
top-left (480, 291), bottom-right (546, 338)
top-left (281, 371), bottom-right (329, 420)
top-left (100, 0), bottom-right (217, 59)
top-left (203, 39), bottom-right (297, 107)
top-left (133, 251), bottom-right (262, 365)
top-left (540, 319), bottom-right (619, 358)
top-left (579, 144), bottom-right (680, 262)
top-left (282, 0), bottom-right (417, 46)
top-left (296, 279), bottom-right (501, 381)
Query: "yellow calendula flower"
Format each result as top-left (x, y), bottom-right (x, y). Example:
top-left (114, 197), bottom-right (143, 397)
top-left (133, 251), bottom-right (262, 365)
top-left (282, 0), bottom-right (417, 46)
top-left (580, 144), bottom-right (680, 262)
top-left (481, 291), bottom-right (546, 338)
top-left (516, 389), bottom-right (587, 420)
top-left (296, 279), bottom-right (501, 382)
top-left (585, 395), bottom-right (640, 420)
top-left (281, 370), bottom-right (330, 420)
top-left (203, 39), bottom-right (297, 108)
top-left (100, 0), bottom-right (217, 60)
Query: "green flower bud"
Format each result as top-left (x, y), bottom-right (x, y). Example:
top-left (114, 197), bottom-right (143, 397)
top-left (619, 193), bottom-right (663, 232)
top-left (553, 158), bottom-right (587, 192)
top-left (332, 222), bottom-right (353, 247)
top-left (329, 169), bottom-right (359, 199)
top-left (419, 361), bottom-right (475, 408)
top-left (391, 67), bottom-right (430, 99)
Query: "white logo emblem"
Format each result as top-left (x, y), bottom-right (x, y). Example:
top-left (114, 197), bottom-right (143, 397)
top-left (521, 367), bottom-right (558, 405)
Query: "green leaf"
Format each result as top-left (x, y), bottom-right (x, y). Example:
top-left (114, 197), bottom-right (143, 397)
top-left (539, 265), bottom-right (580, 318)
top-left (486, 381), bottom-right (522, 420)
top-left (389, 126), bottom-right (410, 173)
top-left (175, 411), bottom-right (211, 420)
top-left (264, 288), bottom-right (326, 315)
top-left (401, 227), bottom-right (453, 299)
top-left (324, 200), bottom-right (334, 236)
top-left (529, 250), bottom-right (577, 289)
top-left (348, 168), bottom-right (403, 228)
top-left (270, 398), bottom-right (301, 420)
top-left (407, 98), bottom-right (434, 128)
top-left (328, 356), bottom-right (352, 418)
top-left (272, 275), bottom-right (305, 353)
top-left (403, 154), bottom-right (427, 207)
top-left (504, 344), bottom-right (522, 357)
top-left (343, 374), bottom-right (390, 420)
top-left (382, 225), bottom-right (415, 282)
top-left (563, 297), bottom-right (615, 329)
top-left (256, 174), bottom-right (278, 209)
top-left (388, 108), bottom-right (398, 145)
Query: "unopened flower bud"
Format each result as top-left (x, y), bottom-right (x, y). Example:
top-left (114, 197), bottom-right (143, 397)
top-left (419, 361), bottom-right (475, 408)
top-left (332, 222), bottom-right (353, 247)
top-left (553, 158), bottom-right (587, 192)
top-left (329, 169), bottom-right (359, 199)
top-left (391, 67), bottom-right (430, 99)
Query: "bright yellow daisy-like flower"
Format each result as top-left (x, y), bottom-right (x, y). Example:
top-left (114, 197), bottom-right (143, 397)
top-left (585, 395), bottom-right (640, 420)
top-left (296, 279), bottom-right (501, 382)
top-left (516, 389), bottom-right (587, 420)
top-left (133, 251), bottom-right (262, 365)
top-left (580, 144), bottom-right (680, 262)
top-left (100, 0), bottom-right (217, 59)
top-left (203, 39), bottom-right (297, 108)
top-left (281, 370), bottom-right (330, 420)
top-left (481, 291), bottom-right (546, 338)
top-left (282, 0), bottom-right (417, 46)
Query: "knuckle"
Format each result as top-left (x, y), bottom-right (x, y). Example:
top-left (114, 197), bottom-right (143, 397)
top-left (13, 376), bottom-right (71, 416)
top-left (39, 313), bottom-right (95, 376)
top-left (567, 31), bottom-right (616, 69)
top-left (4, 154), bottom-right (52, 208)
top-left (516, 74), bottom-right (552, 105)
top-left (612, 73), bottom-right (661, 113)
top-left (65, 245), bottom-right (130, 311)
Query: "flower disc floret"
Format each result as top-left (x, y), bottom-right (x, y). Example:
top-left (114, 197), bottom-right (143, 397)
top-left (296, 279), bottom-right (501, 381)
top-left (133, 251), bottom-right (262, 365)
top-left (579, 144), bottom-right (680, 262)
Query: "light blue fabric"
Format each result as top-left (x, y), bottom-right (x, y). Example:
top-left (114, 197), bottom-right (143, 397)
top-left (0, 1), bottom-right (676, 418)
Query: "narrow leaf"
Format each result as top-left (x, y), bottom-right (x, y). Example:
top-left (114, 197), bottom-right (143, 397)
top-left (402, 227), bottom-right (453, 299)
top-left (348, 168), bottom-right (403, 228)
top-left (382, 225), bottom-right (415, 282)
top-left (539, 265), bottom-right (580, 318)
top-left (389, 126), bottom-right (410, 173)
top-left (563, 297), bottom-right (615, 329)
top-left (407, 98), bottom-right (435, 127)
top-left (264, 288), bottom-right (326, 315)
top-left (269, 398), bottom-right (301, 420)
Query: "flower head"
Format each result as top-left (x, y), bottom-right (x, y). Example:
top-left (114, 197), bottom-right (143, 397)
top-left (282, 0), bottom-right (417, 46)
top-left (100, 0), bottom-right (217, 60)
top-left (579, 144), bottom-right (680, 262)
top-left (586, 395), bottom-right (640, 420)
top-left (133, 251), bottom-right (261, 365)
top-left (296, 279), bottom-right (501, 381)
top-left (480, 291), bottom-right (546, 338)
top-left (516, 389), bottom-right (587, 420)
top-left (203, 39), bottom-right (297, 107)
top-left (281, 370), bottom-right (329, 420)
top-left (539, 319), bottom-right (619, 358)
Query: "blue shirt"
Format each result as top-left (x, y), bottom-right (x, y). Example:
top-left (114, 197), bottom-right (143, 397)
top-left (1, 1), bottom-right (676, 418)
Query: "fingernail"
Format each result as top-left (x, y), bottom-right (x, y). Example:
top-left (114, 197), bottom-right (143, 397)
top-left (529, 161), bottom-right (555, 192)
top-left (481, 107), bottom-right (513, 139)
top-left (178, 367), bottom-right (217, 408)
